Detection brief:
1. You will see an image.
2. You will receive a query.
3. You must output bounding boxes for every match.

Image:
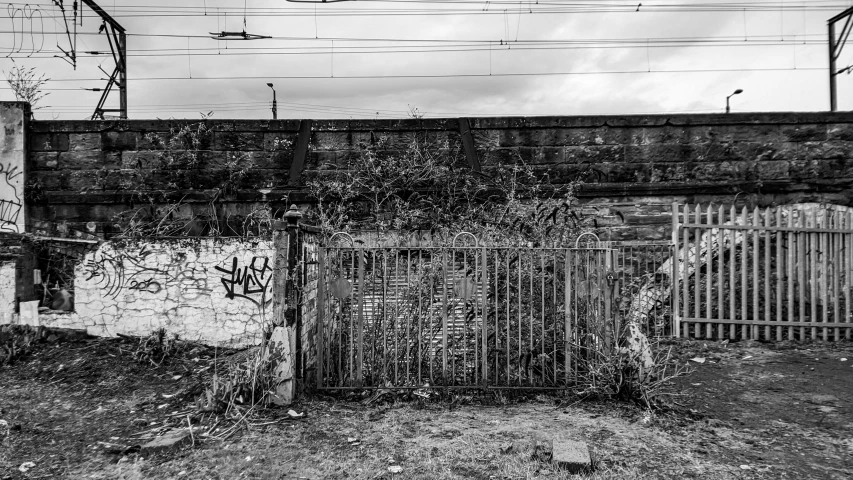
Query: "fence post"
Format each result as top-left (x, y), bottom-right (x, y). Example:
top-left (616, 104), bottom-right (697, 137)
top-left (671, 203), bottom-right (681, 338)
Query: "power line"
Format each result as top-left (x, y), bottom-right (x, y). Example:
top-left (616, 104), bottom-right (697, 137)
top-left (1, 66), bottom-right (823, 84)
top-left (21, 0), bottom-right (853, 18)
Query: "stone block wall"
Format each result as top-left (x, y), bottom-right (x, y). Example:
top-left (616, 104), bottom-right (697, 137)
top-left (24, 111), bottom-right (853, 242)
top-left (36, 238), bottom-right (274, 347)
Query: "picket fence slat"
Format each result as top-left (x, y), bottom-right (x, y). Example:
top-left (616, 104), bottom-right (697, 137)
top-left (675, 203), bottom-right (853, 341)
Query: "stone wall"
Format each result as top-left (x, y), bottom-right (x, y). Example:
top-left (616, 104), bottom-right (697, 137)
top-left (25, 110), bottom-right (853, 242)
top-left (38, 238), bottom-right (274, 347)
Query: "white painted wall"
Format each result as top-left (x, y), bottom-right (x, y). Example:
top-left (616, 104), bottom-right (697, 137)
top-left (40, 239), bottom-right (275, 347)
top-left (0, 261), bottom-right (15, 319)
top-left (0, 103), bottom-right (25, 233)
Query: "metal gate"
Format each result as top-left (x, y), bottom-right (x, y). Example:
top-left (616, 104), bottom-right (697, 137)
top-left (314, 234), bottom-right (619, 389)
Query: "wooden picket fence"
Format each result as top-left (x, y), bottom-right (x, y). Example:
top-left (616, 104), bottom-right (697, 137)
top-left (672, 203), bottom-right (853, 341)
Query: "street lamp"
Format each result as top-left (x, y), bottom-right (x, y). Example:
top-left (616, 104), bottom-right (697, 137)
top-left (267, 83), bottom-right (278, 119)
top-left (725, 89), bottom-right (743, 114)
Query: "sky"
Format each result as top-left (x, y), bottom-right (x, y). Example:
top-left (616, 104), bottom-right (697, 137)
top-left (0, 0), bottom-right (851, 120)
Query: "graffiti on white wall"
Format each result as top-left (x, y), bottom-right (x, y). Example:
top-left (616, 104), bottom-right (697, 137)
top-left (74, 240), bottom-right (275, 347)
top-left (1, 103), bottom-right (26, 233)
top-left (0, 162), bottom-right (22, 232)
top-left (214, 256), bottom-right (273, 309)
top-left (83, 245), bottom-right (211, 301)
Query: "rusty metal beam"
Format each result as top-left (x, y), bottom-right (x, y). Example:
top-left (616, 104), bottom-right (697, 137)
top-left (458, 118), bottom-right (481, 172)
top-left (290, 120), bottom-right (313, 185)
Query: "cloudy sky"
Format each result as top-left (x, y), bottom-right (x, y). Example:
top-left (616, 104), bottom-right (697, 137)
top-left (0, 0), bottom-right (849, 119)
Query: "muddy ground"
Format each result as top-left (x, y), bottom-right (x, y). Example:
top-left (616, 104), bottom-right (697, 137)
top-left (0, 331), bottom-right (851, 479)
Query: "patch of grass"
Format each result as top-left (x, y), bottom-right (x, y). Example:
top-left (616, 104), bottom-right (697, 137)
top-left (67, 401), bottom-right (744, 480)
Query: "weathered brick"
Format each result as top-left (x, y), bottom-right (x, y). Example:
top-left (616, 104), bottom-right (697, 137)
top-left (57, 151), bottom-right (121, 170)
top-left (479, 148), bottom-right (524, 166)
top-left (31, 152), bottom-right (60, 170)
top-left (68, 133), bottom-right (100, 151)
top-left (312, 131), bottom-right (351, 150)
top-left (781, 124), bottom-right (827, 142)
top-left (649, 163), bottom-right (689, 182)
top-left (136, 131), bottom-right (168, 150)
top-left (625, 144), bottom-right (693, 163)
top-left (472, 130), bottom-right (500, 149)
top-left (800, 141), bottom-right (853, 161)
top-left (121, 150), bottom-right (164, 169)
top-left (495, 129), bottom-right (520, 147)
top-left (30, 133), bottom-right (69, 152)
top-left (602, 163), bottom-right (653, 183)
top-left (690, 161), bottom-right (749, 181)
top-left (214, 131), bottom-right (264, 151)
top-left (827, 123), bottom-right (853, 141)
top-left (705, 124), bottom-right (785, 144)
top-left (262, 132), bottom-right (298, 151)
top-left (564, 145), bottom-right (624, 164)
top-left (756, 161), bottom-right (790, 180)
top-left (305, 151), bottom-right (341, 170)
top-left (101, 131), bottom-right (138, 151)
top-left (532, 147), bottom-right (565, 164)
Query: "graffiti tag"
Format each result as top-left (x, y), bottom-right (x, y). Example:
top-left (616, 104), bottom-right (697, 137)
top-left (214, 257), bottom-right (273, 309)
top-left (0, 163), bottom-right (23, 233)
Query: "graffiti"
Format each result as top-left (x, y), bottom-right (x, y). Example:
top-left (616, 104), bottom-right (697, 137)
top-left (214, 257), bottom-right (273, 309)
top-left (0, 163), bottom-right (22, 233)
top-left (83, 245), bottom-right (211, 301)
top-left (128, 278), bottom-right (162, 295)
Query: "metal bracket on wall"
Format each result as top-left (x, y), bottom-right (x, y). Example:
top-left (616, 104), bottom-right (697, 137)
top-left (289, 120), bottom-right (313, 185)
top-left (458, 118), bottom-right (481, 172)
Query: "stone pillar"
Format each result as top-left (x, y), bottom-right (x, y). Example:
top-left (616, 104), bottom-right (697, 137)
top-left (265, 205), bottom-right (303, 405)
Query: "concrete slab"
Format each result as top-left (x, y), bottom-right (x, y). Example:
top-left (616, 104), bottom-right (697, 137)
top-left (551, 440), bottom-right (592, 473)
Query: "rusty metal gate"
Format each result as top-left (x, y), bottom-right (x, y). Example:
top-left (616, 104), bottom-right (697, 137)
top-left (314, 234), bottom-right (620, 389)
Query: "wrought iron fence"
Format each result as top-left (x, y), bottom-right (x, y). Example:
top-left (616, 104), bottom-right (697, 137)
top-left (314, 234), bottom-right (640, 389)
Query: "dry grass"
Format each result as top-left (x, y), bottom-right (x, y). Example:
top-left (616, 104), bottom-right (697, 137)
top-left (69, 400), bottom-right (746, 480)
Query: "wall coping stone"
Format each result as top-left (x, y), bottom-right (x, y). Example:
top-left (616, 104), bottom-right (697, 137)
top-left (29, 112), bottom-right (853, 134)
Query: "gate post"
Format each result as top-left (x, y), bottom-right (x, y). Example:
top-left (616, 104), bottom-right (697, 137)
top-left (265, 205), bottom-right (302, 405)
top-left (265, 217), bottom-right (293, 405)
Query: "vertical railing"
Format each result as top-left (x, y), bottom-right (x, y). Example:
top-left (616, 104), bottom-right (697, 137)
top-left (315, 240), bottom-right (632, 389)
top-left (673, 203), bottom-right (853, 341)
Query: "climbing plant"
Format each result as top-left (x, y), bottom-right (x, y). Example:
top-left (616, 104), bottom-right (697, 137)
top-left (305, 132), bottom-right (599, 245)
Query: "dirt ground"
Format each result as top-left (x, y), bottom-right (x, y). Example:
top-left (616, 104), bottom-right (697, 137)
top-left (1, 331), bottom-right (851, 480)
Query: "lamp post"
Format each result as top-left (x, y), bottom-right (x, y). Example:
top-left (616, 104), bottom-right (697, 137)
top-left (267, 83), bottom-right (278, 119)
top-left (726, 89), bottom-right (743, 114)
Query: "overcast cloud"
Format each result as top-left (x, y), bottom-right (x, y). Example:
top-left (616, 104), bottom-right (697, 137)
top-left (0, 0), bottom-right (842, 119)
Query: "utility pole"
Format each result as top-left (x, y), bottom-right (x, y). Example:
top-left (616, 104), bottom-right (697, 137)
top-left (83, 0), bottom-right (127, 119)
top-left (828, 7), bottom-right (853, 112)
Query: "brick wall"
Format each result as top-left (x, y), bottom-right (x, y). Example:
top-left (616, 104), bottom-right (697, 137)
top-left (26, 111), bottom-right (853, 241)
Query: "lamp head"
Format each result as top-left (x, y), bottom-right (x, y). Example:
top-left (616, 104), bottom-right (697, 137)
top-left (733, 89), bottom-right (743, 95)
top-left (267, 83), bottom-right (274, 88)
